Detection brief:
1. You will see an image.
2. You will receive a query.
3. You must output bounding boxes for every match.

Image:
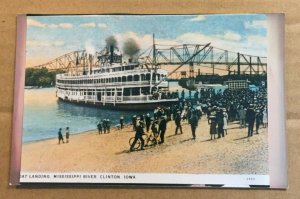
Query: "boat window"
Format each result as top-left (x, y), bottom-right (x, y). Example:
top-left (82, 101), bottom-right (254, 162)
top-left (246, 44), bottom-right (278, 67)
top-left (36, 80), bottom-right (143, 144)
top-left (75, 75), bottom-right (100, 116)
top-left (146, 73), bottom-right (150, 80)
top-left (123, 88), bottom-right (130, 96)
top-left (134, 75), bottom-right (139, 81)
top-left (132, 88), bottom-right (140, 96)
top-left (141, 87), bottom-right (150, 95)
top-left (122, 76), bottom-right (126, 82)
top-left (128, 76), bottom-right (132, 82)
top-left (141, 74), bottom-right (145, 81)
top-left (152, 73), bottom-right (156, 81)
top-left (118, 77), bottom-right (121, 82)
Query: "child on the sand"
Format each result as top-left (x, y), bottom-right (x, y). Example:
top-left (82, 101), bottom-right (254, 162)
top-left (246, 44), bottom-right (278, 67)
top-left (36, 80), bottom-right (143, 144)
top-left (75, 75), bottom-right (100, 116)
top-left (58, 128), bottom-right (64, 144)
top-left (65, 127), bottom-right (70, 143)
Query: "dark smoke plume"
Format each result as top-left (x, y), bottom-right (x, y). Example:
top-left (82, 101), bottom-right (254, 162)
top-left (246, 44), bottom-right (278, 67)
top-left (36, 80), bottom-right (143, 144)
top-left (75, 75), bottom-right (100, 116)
top-left (122, 38), bottom-right (140, 58)
top-left (105, 36), bottom-right (118, 48)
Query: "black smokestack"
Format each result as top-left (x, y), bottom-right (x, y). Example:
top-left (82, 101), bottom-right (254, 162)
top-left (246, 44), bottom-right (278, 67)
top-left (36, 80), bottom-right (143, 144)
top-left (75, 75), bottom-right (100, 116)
top-left (105, 36), bottom-right (118, 64)
top-left (122, 38), bottom-right (140, 61)
top-left (110, 45), bottom-right (114, 64)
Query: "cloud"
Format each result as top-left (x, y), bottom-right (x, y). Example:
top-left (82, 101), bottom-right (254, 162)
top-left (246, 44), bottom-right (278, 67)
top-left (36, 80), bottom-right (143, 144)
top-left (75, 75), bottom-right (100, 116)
top-left (59, 23), bottom-right (73, 29)
top-left (27, 18), bottom-right (73, 29)
top-left (80, 22), bottom-right (96, 28)
top-left (48, 24), bottom-right (59, 29)
top-left (27, 18), bottom-right (47, 28)
top-left (247, 35), bottom-right (266, 43)
top-left (189, 15), bottom-right (206, 21)
top-left (27, 40), bottom-right (65, 47)
top-left (98, 23), bottom-right (108, 29)
top-left (244, 20), bottom-right (267, 29)
top-left (216, 31), bottom-right (241, 41)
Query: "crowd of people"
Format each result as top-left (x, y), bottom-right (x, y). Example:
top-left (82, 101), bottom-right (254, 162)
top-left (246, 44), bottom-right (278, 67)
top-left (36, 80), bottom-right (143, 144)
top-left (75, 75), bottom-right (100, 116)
top-left (97, 119), bottom-right (111, 134)
top-left (129, 87), bottom-right (268, 151)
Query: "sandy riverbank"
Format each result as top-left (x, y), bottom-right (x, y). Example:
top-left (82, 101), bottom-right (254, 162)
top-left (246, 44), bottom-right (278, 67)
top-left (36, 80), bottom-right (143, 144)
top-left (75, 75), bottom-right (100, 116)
top-left (21, 117), bottom-right (268, 175)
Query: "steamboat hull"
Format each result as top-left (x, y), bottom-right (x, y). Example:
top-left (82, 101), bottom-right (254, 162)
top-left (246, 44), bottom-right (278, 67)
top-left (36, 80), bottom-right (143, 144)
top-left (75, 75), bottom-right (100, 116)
top-left (57, 97), bottom-right (178, 111)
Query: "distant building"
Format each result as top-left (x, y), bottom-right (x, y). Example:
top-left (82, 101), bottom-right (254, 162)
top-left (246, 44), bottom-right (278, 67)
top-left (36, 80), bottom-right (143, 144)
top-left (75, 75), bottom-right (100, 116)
top-left (224, 80), bottom-right (249, 90)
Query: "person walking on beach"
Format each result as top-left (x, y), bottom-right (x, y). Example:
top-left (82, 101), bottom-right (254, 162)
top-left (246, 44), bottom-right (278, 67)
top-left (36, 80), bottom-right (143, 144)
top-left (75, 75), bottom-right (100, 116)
top-left (145, 113), bottom-right (151, 132)
top-left (58, 128), bottom-right (64, 144)
top-left (262, 108), bottom-right (268, 128)
top-left (97, 120), bottom-right (103, 134)
top-left (190, 110), bottom-right (199, 140)
top-left (223, 109), bottom-right (228, 135)
top-left (158, 116), bottom-right (167, 144)
top-left (106, 119), bottom-right (111, 133)
top-left (102, 119), bottom-right (107, 134)
top-left (174, 110), bottom-right (183, 134)
top-left (120, 115), bottom-right (124, 129)
top-left (246, 105), bottom-right (256, 137)
top-left (132, 115), bottom-right (137, 131)
top-left (255, 110), bottom-right (262, 134)
top-left (130, 119), bottom-right (145, 151)
top-left (238, 106), bottom-right (246, 128)
top-left (151, 119), bottom-right (159, 137)
top-left (208, 115), bottom-right (217, 140)
top-left (65, 127), bottom-right (70, 143)
top-left (216, 108), bottom-right (224, 138)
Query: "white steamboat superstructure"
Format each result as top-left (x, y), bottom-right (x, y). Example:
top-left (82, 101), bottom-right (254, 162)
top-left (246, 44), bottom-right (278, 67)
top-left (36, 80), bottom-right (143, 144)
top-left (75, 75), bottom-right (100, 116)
top-left (56, 46), bottom-right (178, 110)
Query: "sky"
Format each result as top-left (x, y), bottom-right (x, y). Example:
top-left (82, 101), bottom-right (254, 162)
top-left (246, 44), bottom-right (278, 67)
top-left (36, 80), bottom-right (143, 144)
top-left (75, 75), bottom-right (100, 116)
top-left (26, 14), bottom-right (267, 67)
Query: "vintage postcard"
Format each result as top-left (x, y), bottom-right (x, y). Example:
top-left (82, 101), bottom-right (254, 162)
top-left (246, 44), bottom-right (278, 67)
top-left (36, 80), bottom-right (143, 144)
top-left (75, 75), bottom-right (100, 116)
top-left (10, 14), bottom-right (287, 187)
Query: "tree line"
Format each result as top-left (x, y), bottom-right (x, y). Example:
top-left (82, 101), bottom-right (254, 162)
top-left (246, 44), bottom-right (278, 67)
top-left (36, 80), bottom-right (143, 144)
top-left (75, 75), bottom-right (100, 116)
top-left (25, 67), bottom-right (65, 87)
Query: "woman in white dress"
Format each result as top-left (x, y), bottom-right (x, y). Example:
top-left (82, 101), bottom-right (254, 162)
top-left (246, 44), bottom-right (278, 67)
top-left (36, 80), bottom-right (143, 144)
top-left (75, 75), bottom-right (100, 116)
top-left (223, 108), bottom-right (228, 135)
top-left (263, 108), bottom-right (268, 128)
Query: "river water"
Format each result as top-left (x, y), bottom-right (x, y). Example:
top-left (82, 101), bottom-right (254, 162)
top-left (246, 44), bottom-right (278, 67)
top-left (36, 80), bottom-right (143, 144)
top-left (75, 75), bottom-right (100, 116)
top-left (23, 88), bottom-right (147, 143)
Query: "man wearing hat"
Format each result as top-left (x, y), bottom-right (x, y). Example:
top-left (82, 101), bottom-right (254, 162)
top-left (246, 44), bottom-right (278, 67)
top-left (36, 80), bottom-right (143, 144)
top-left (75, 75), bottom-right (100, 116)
top-left (130, 118), bottom-right (145, 151)
top-left (190, 110), bottom-right (199, 140)
top-left (145, 113), bottom-right (151, 132)
top-left (216, 108), bottom-right (224, 138)
top-left (238, 105), bottom-right (246, 128)
top-left (246, 104), bottom-right (256, 137)
top-left (158, 115), bottom-right (167, 144)
top-left (174, 110), bottom-right (183, 135)
top-left (132, 115), bottom-right (137, 131)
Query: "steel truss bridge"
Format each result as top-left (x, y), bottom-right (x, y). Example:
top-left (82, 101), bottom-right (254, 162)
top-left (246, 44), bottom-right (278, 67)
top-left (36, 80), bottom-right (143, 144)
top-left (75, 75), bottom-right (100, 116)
top-left (31, 43), bottom-right (267, 79)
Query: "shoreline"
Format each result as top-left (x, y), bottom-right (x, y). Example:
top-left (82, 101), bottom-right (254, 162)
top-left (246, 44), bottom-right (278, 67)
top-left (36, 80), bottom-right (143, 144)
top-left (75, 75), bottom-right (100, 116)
top-left (21, 117), bottom-right (268, 175)
top-left (23, 123), bottom-right (132, 145)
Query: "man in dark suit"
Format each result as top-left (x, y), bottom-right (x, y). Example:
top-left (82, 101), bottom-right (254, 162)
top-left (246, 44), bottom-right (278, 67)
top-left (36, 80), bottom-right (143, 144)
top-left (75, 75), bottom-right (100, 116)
top-left (174, 111), bottom-right (183, 134)
top-left (158, 116), bottom-right (167, 144)
top-left (246, 104), bottom-right (256, 137)
top-left (190, 110), bottom-right (199, 140)
top-left (130, 119), bottom-right (145, 151)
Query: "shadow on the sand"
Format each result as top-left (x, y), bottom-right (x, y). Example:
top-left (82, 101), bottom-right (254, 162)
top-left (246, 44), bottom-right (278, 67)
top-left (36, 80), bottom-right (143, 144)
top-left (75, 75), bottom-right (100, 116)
top-left (201, 138), bottom-right (215, 142)
top-left (234, 136), bottom-right (250, 141)
top-left (115, 149), bottom-right (131, 155)
top-left (180, 138), bottom-right (194, 143)
top-left (166, 134), bottom-right (181, 138)
top-left (227, 126), bottom-right (243, 130)
top-left (116, 147), bottom-right (150, 155)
